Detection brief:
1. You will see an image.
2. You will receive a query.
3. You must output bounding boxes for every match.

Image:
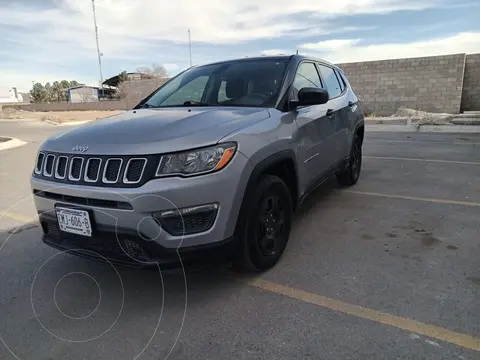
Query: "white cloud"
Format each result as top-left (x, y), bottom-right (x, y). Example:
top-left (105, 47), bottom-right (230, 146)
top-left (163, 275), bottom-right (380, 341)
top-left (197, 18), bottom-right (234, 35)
top-left (0, 0), bottom-right (462, 90)
top-left (0, 0), bottom-right (448, 53)
top-left (298, 32), bottom-right (480, 63)
top-left (301, 39), bottom-right (361, 51)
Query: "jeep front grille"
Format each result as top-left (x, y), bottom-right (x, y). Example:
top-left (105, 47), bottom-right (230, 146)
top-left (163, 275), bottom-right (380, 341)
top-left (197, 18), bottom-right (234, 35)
top-left (85, 158), bottom-right (102, 182)
top-left (103, 158), bottom-right (123, 183)
top-left (123, 158), bottom-right (147, 184)
top-left (33, 152), bottom-right (157, 188)
top-left (43, 154), bottom-right (55, 177)
top-left (69, 157), bottom-right (84, 181)
top-left (55, 156), bottom-right (68, 179)
top-left (35, 152), bottom-right (45, 174)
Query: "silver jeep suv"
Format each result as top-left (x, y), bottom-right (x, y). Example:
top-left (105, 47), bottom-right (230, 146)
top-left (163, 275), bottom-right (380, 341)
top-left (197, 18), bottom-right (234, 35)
top-left (31, 55), bottom-right (364, 271)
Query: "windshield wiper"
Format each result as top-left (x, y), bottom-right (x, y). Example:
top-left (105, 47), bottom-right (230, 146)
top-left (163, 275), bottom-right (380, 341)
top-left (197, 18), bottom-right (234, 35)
top-left (138, 101), bottom-right (217, 109)
top-left (183, 100), bottom-right (216, 106)
top-left (139, 103), bottom-right (158, 109)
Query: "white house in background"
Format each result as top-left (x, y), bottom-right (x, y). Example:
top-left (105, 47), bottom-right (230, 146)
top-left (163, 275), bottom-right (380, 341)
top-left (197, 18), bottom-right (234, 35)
top-left (67, 85), bottom-right (100, 103)
top-left (0, 87), bottom-right (23, 103)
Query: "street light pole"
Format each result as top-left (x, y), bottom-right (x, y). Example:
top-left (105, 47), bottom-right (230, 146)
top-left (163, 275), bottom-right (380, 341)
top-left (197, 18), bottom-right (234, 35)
top-left (91, 0), bottom-right (104, 97)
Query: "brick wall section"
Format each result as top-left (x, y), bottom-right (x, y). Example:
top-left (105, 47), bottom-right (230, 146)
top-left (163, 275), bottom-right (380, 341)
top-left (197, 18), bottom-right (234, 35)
top-left (461, 53), bottom-right (480, 112)
top-left (337, 54), bottom-right (466, 116)
top-left (121, 78), bottom-right (168, 104)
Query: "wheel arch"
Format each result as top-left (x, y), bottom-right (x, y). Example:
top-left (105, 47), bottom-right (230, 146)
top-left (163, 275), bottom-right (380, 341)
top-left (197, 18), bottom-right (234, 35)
top-left (232, 150), bottom-right (299, 238)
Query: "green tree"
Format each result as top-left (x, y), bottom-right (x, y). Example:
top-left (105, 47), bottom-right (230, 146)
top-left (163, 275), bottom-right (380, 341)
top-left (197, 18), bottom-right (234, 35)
top-left (50, 81), bottom-right (62, 102)
top-left (118, 71), bottom-right (129, 83)
top-left (44, 82), bottom-right (52, 102)
top-left (30, 83), bottom-right (48, 103)
top-left (114, 71), bottom-right (130, 99)
top-left (29, 80), bottom-right (83, 103)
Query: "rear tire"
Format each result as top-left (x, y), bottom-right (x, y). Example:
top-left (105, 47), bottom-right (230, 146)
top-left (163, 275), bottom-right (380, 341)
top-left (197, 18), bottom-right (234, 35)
top-left (337, 134), bottom-right (362, 186)
top-left (234, 175), bottom-right (292, 272)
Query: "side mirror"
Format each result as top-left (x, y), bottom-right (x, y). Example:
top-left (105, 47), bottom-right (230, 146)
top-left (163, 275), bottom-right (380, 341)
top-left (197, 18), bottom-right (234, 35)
top-left (293, 87), bottom-right (329, 108)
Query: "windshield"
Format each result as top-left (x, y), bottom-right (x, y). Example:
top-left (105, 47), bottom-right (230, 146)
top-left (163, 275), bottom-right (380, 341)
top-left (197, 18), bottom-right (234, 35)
top-left (141, 59), bottom-right (289, 108)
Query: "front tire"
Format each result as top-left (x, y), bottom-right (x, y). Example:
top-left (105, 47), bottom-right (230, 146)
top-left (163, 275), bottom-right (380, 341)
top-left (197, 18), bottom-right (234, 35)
top-left (337, 134), bottom-right (362, 186)
top-left (235, 175), bottom-right (292, 272)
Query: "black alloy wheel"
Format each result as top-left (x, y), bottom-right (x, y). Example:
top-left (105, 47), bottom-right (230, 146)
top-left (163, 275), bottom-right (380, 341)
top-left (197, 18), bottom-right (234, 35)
top-left (256, 193), bottom-right (286, 257)
top-left (235, 175), bottom-right (292, 272)
top-left (337, 134), bottom-right (362, 186)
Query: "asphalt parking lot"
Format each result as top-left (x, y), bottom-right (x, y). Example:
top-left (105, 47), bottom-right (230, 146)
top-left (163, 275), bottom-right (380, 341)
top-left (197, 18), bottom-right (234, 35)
top-left (0, 119), bottom-right (479, 360)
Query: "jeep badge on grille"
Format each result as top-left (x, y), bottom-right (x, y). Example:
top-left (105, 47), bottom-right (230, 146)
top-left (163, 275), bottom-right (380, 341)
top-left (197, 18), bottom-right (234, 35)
top-left (72, 145), bottom-right (88, 152)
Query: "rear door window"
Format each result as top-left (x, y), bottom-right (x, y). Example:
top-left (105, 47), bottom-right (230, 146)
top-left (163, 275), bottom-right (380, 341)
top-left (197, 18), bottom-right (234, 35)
top-left (318, 65), bottom-right (342, 98)
top-left (334, 69), bottom-right (347, 92)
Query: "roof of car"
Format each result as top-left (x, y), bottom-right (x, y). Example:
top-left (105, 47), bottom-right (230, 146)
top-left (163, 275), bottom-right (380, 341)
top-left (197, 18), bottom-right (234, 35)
top-left (195, 54), bottom-right (338, 69)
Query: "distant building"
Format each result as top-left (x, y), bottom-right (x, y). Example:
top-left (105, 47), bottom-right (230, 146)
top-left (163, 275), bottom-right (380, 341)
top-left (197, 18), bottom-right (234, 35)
top-left (102, 72), bottom-right (156, 88)
top-left (67, 85), bottom-right (117, 103)
top-left (20, 92), bottom-right (31, 103)
top-left (0, 87), bottom-right (23, 103)
top-left (102, 72), bottom-right (169, 102)
top-left (67, 85), bottom-right (100, 103)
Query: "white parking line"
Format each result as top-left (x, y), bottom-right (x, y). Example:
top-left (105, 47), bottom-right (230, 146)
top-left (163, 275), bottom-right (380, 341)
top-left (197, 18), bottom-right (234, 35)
top-left (344, 190), bottom-right (480, 207)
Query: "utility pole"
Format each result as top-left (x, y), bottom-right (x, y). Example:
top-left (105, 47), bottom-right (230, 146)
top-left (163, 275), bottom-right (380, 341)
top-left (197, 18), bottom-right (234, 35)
top-left (91, 0), bottom-right (104, 98)
top-left (188, 28), bottom-right (192, 67)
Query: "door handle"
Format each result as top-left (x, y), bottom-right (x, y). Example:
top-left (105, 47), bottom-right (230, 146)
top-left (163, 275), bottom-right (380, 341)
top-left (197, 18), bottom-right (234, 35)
top-left (326, 109), bottom-right (335, 118)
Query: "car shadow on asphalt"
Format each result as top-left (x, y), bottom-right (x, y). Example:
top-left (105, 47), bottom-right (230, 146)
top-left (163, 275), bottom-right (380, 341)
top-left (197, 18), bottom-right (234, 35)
top-left (0, 178), bottom-right (345, 324)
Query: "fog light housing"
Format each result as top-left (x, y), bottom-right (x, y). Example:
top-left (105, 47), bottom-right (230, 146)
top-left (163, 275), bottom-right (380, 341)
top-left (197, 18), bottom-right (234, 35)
top-left (152, 204), bottom-right (218, 236)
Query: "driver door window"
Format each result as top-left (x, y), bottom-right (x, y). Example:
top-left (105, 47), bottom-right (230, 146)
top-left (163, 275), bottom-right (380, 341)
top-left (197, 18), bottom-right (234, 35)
top-left (292, 63), bottom-right (322, 95)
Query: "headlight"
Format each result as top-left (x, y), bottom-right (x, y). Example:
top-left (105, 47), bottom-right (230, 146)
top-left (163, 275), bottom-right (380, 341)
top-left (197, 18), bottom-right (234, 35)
top-left (155, 143), bottom-right (237, 177)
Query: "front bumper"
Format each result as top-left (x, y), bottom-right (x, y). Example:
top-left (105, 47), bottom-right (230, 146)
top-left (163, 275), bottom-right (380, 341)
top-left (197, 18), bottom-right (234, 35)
top-left (39, 213), bottom-right (235, 268)
top-left (31, 151), bottom-right (253, 264)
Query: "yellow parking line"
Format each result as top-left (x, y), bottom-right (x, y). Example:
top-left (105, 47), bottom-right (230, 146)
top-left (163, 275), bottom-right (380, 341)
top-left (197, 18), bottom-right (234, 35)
top-left (344, 190), bottom-right (480, 207)
top-left (364, 156), bottom-right (480, 165)
top-left (0, 210), bottom-right (36, 223)
top-left (246, 278), bottom-right (480, 351)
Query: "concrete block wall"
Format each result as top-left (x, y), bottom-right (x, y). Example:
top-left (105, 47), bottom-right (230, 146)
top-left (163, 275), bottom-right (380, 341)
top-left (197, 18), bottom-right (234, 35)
top-left (121, 78), bottom-right (168, 104)
top-left (337, 54), bottom-right (466, 116)
top-left (461, 53), bottom-right (480, 112)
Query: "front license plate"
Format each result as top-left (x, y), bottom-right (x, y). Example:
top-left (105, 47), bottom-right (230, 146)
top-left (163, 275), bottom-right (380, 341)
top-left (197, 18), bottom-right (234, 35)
top-left (56, 207), bottom-right (92, 237)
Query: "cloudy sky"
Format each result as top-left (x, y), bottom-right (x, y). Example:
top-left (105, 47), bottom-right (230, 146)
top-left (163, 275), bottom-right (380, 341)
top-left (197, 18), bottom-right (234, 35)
top-left (1, 0), bottom-right (479, 91)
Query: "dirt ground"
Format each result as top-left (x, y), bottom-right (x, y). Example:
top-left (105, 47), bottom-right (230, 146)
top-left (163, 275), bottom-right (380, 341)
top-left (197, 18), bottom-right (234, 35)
top-left (0, 108), bottom-right (123, 123)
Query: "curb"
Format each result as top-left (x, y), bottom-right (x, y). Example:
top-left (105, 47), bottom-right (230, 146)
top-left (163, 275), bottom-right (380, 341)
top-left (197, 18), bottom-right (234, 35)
top-left (0, 137), bottom-right (27, 151)
top-left (44, 120), bottom-right (92, 127)
top-left (366, 124), bottom-right (480, 133)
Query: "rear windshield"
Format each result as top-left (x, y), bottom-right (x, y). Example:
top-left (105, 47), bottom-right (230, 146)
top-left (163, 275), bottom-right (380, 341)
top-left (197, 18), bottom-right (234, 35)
top-left (141, 59), bottom-right (289, 108)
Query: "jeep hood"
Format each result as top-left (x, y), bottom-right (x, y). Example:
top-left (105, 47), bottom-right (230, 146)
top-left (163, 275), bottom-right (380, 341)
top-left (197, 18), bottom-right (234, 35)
top-left (42, 107), bottom-right (270, 155)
